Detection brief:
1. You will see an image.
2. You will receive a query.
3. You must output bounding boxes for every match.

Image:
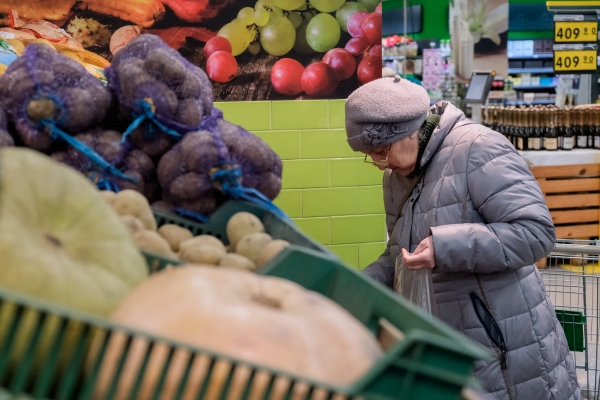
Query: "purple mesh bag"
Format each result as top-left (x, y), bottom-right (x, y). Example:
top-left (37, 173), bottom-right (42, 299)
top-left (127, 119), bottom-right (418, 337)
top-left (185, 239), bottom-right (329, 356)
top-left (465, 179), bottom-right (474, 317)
top-left (0, 44), bottom-right (112, 152)
top-left (0, 107), bottom-right (14, 148)
top-left (51, 128), bottom-right (160, 202)
top-left (105, 34), bottom-right (214, 158)
top-left (156, 109), bottom-right (283, 217)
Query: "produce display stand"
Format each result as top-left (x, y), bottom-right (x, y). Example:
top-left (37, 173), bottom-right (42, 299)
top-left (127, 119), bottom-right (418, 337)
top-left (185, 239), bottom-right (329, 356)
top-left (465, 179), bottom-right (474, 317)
top-left (0, 200), bottom-right (490, 400)
top-left (144, 200), bottom-right (338, 272)
top-left (520, 150), bottom-right (600, 268)
top-left (532, 162), bottom-right (600, 239)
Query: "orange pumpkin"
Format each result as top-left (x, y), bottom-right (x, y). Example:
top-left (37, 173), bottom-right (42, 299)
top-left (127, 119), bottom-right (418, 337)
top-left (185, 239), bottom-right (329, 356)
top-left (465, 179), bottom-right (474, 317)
top-left (92, 266), bottom-right (383, 399)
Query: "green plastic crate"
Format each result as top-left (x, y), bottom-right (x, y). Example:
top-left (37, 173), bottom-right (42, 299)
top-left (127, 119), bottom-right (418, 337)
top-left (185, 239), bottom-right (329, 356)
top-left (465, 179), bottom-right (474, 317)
top-left (152, 201), bottom-right (336, 258)
top-left (142, 199), bottom-right (337, 274)
top-left (142, 251), bottom-right (182, 273)
top-left (555, 310), bottom-right (586, 352)
top-left (0, 245), bottom-right (490, 400)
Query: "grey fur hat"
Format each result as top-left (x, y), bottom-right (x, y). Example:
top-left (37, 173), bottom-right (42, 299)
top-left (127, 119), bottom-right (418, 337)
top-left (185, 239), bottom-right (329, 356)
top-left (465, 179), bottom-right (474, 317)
top-left (345, 76), bottom-right (431, 152)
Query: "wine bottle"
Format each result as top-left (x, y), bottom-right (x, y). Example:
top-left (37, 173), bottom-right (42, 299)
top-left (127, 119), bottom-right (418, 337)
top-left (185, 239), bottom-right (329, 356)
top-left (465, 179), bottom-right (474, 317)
top-left (586, 109), bottom-right (594, 148)
top-left (520, 108), bottom-right (529, 151)
top-left (576, 109), bottom-right (588, 148)
top-left (509, 108), bottom-right (517, 149)
top-left (544, 108), bottom-right (559, 151)
top-left (516, 109), bottom-right (524, 151)
top-left (497, 107), bottom-right (506, 138)
top-left (491, 106), bottom-right (498, 132)
top-left (556, 108), bottom-right (565, 150)
top-left (562, 107), bottom-right (574, 151)
top-left (525, 108), bottom-right (534, 151)
top-left (592, 109), bottom-right (600, 149)
top-left (531, 108), bottom-right (543, 151)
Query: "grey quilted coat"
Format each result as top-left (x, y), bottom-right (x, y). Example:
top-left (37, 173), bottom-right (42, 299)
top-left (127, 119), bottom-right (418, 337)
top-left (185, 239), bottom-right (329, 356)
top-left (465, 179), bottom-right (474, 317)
top-left (364, 102), bottom-right (581, 400)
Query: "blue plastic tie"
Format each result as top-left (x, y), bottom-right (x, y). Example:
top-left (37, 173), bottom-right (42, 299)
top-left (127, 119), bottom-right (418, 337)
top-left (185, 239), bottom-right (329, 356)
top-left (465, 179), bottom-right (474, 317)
top-left (40, 119), bottom-right (138, 184)
top-left (174, 208), bottom-right (210, 223)
top-left (122, 100), bottom-right (182, 143)
top-left (97, 179), bottom-right (120, 193)
top-left (211, 166), bottom-right (290, 220)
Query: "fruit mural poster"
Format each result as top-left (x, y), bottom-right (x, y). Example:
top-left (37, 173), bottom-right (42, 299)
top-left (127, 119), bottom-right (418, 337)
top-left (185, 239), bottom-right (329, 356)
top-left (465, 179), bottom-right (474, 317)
top-left (0, 0), bottom-right (382, 101)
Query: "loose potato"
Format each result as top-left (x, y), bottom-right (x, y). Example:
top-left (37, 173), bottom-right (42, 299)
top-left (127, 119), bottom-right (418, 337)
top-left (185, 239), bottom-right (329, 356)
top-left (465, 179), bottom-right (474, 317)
top-left (257, 240), bottom-right (290, 268)
top-left (226, 212), bottom-right (265, 249)
top-left (158, 224), bottom-right (194, 252)
top-left (219, 253), bottom-right (256, 271)
top-left (235, 233), bottom-right (272, 264)
top-left (134, 230), bottom-right (177, 259)
top-left (112, 189), bottom-right (156, 231)
top-left (121, 215), bottom-right (146, 235)
top-left (99, 190), bottom-right (117, 205)
top-left (179, 244), bottom-right (225, 265)
top-left (179, 235), bottom-right (226, 253)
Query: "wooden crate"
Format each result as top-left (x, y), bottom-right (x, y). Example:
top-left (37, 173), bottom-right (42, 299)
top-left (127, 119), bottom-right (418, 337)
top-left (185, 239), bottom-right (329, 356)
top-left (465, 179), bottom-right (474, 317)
top-left (531, 163), bottom-right (600, 240)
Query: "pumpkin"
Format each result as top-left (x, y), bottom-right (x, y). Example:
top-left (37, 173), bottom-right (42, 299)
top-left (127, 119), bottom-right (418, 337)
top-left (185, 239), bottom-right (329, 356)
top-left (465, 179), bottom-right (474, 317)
top-left (0, 148), bottom-right (148, 314)
top-left (92, 266), bottom-right (382, 399)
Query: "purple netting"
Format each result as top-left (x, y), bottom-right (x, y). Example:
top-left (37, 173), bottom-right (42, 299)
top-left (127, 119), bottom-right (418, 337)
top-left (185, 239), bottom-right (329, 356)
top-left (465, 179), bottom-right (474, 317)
top-left (0, 44), bottom-right (112, 152)
top-left (105, 34), bottom-right (214, 158)
top-left (0, 107), bottom-right (14, 148)
top-left (156, 117), bottom-right (282, 215)
top-left (51, 128), bottom-right (160, 201)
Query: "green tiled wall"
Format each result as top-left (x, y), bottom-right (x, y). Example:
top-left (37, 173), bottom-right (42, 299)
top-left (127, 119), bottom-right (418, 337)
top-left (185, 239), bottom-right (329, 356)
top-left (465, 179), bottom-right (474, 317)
top-left (215, 100), bottom-right (386, 270)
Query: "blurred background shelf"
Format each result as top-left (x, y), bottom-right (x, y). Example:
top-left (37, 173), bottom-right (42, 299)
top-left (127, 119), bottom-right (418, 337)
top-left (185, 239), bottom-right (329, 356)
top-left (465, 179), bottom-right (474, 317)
top-left (506, 99), bottom-right (556, 106)
top-left (513, 84), bottom-right (557, 90)
top-left (508, 67), bottom-right (555, 74)
top-left (508, 54), bottom-right (553, 60)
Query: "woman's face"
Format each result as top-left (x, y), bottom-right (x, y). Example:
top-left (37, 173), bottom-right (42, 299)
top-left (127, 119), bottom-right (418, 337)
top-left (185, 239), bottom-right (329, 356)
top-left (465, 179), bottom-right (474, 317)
top-left (366, 131), bottom-right (420, 176)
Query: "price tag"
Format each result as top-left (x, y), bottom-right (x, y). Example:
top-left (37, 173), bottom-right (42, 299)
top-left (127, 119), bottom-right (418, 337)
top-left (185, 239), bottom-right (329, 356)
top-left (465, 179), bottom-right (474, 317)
top-left (554, 21), bottom-right (598, 42)
top-left (553, 49), bottom-right (598, 72)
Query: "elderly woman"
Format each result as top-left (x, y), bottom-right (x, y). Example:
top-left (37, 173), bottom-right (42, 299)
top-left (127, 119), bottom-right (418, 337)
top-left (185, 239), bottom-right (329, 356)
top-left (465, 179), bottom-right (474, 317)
top-left (346, 76), bottom-right (580, 400)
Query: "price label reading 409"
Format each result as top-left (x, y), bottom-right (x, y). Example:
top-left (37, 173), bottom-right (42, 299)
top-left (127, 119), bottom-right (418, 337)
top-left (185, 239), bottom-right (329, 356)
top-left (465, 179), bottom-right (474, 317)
top-left (555, 21), bottom-right (598, 42)
top-left (554, 50), bottom-right (598, 72)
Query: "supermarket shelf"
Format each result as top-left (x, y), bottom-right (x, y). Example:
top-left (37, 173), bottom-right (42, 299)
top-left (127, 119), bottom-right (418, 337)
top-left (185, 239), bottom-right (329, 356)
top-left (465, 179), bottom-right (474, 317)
top-left (506, 99), bottom-right (556, 106)
top-left (508, 67), bottom-right (555, 74)
top-left (513, 84), bottom-right (557, 90)
top-left (508, 54), bottom-right (553, 60)
top-left (382, 55), bottom-right (423, 61)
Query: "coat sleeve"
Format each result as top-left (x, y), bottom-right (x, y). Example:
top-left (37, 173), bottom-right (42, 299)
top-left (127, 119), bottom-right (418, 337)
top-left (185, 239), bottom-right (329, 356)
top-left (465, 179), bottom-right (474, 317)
top-left (362, 170), bottom-right (397, 288)
top-left (430, 130), bottom-right (555, 274)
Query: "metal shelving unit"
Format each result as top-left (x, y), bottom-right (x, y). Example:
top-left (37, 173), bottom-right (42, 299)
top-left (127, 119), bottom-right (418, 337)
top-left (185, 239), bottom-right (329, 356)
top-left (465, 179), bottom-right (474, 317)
top-left (508, 67), bottom-right (555, 74)
top-left (513, 84), bottom-right (557, 90)
top-left (508, 53), bottom-right (553, 59)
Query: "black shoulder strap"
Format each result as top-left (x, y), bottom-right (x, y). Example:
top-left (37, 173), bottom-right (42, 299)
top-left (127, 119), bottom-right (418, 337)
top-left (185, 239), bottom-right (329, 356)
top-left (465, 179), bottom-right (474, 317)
top-left (394, 167), bottom-right (426, 223)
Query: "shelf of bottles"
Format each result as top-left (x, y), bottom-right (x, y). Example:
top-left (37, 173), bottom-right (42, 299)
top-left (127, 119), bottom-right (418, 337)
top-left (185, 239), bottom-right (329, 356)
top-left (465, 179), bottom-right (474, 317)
top-left (482, 106), bottom-right (600, 151)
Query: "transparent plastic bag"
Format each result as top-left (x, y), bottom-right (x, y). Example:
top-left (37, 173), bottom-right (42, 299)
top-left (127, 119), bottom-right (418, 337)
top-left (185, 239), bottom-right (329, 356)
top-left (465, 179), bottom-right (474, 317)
top-left (394, 255), bottom-right (438, 316)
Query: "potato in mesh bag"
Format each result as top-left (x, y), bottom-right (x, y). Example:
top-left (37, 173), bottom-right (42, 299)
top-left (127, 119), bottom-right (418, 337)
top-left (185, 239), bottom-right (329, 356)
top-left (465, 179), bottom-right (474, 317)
top-left (157, 119), bottom-right (282, 216)
top-left (0, 43), bottom-right (112, 152)
top-left (105, 34), bottom-right (214, 158)
top-left (51, 128), bottom-right (160, 202)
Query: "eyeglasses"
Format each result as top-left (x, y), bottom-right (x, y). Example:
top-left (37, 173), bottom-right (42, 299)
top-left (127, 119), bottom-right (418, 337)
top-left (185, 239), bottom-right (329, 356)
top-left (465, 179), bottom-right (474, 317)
top-left (364, 145), bottom-right (391, 168)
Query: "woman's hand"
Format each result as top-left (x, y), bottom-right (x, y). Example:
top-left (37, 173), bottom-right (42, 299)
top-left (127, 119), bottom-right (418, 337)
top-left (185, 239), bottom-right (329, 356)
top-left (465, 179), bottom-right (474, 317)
top-left (402, 236), bottom-right (435, 270)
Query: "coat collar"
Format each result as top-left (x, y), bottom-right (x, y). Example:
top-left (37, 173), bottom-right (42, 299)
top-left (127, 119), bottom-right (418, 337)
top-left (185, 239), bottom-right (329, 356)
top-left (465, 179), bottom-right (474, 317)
top-left (419, 102), bottom-right (467, 167)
